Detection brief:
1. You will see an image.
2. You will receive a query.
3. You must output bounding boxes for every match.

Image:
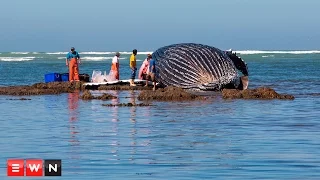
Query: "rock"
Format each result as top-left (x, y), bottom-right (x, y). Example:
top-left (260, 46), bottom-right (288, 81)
top-left (0, 82), bottom-right (85, 96)
top-left (80, 90), bottom-right (95, 100)
top-left (138, 86), bottom-right (204, 101)
top-left (222, 87), bottom-right (295, 100)
top-left (6, 98), bottom-right (31, 100)
top-left (96, 93), bottom-right (117, 100)
top-left (80, 90), bottom-right (117, 100)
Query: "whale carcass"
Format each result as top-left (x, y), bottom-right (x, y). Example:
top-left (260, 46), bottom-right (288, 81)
top-left (152, 43), bottom-right (249, 91)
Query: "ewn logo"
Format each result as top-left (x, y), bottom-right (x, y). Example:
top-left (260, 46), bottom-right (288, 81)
top-left (7, 159), bottom-right (61, 176)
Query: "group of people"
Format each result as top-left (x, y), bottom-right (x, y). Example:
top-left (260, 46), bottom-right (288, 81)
top-left (66, 47), bottom-right (157, 90)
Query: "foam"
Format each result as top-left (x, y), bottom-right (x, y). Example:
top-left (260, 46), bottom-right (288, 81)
top-left (46, 52), bottom-right (67, 55)
top-left (82, 51), bottom-right (153, 55)
top-left (121, 51), bottom-right (153, 55)
top-left (261, 55), bottom-right (275, 58)
top-left (81, 52), bottom-right (113, 55)
top-left (10, 52), bottom-right (30, 54)
top-left (47, 51), bottom-right (153, 55)
top-left (5, 50), bottom-right (320, 56)
top-left (236, 50), bottom-right (320, 55)
top-left (57, 57), bottom-right (126, 60)
top-left (81, 57), bottom-right (113, 61)
top-left (0, 57), bottom-right (36, 61)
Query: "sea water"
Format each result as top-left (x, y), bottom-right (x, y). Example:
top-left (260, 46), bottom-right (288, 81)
top-left (0, 51), bottom-right (319, 179)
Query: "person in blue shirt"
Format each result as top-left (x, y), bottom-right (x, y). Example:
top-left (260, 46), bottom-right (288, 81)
top-left (66, 47), bottom-right (81, 82)
top-left (146, 56), bottom-right (156, 91)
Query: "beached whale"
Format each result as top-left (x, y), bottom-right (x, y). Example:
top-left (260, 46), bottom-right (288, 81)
top-left (152, 43), bottom-right (249, 91)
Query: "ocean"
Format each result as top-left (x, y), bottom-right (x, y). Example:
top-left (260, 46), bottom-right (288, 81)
top-left (0, 50), bottom-right (320, 179)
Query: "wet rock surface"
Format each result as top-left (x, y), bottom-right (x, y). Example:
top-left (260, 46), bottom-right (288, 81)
top-left (138, 86), bottom-right (204, 101)
top-left (6, 98), bottom-right (32, 100)
top-left (31, 82), bottom-right (84, 89)
top-left (0, 81), bottom-right (157, 96)
top-left (0, 82), bottom-right (85, 96)
top-left (80, 90), bottom-right (117, 100)
top-left (102, 103), bottom-right (153, 107)
top-left (0, 82), bottom-right (295, 101)
top-left (222, 87), bottom-right (295, 100)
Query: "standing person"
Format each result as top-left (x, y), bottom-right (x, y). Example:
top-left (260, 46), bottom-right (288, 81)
top-left (147, 55), bottom-right (157, 91)
top-left (129, 49), bottom-right (138, 86)
top-left (66, 47), bottom-right (81, 82)
top-left (111, 52), bottom-right (120, 80)
top-left (138, 54), bottom-right (151, 81)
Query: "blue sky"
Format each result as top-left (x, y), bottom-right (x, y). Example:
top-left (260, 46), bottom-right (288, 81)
top-left (0, 0), bottom-right (319, 51)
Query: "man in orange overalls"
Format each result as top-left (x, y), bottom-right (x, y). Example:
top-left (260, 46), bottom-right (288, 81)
top-left (66, 47), bottom-right (81, 82)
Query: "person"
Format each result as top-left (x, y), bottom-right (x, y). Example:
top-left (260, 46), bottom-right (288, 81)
top-left (147, 55), bottom-right (156, 91)
top-left (129, 49), bottom-right (138, 86)
top-left (138, 54), bottom-right (151, 80)
top-left (111, 52), bottom-right (120, 80)
top-left (66, 47), bottom-right (81, 82)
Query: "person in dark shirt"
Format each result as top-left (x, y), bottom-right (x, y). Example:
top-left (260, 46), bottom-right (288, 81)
top-left (66, 47), bottom-right (81, 82)
top-left (147, 56), bottom-right (156, 91)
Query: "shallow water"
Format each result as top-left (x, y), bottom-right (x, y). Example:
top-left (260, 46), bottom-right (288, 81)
top-left (0, 52), bottom-right (320, 179)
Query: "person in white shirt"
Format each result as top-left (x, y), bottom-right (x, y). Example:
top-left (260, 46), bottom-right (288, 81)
top-left (110, 52), bottom-right (120, 80)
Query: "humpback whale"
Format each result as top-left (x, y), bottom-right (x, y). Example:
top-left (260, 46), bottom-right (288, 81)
top-left (152, 43), bottom-right (249, 91)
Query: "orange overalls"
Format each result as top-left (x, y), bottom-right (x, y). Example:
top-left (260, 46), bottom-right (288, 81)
top-left (69, 58), bottom-right (79, 81)
top-left (111, 61), bottom-right (119, 80)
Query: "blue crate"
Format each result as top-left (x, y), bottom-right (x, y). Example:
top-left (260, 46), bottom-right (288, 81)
top-left (61, 73), bottom-right (69, 82)
top-left (45, 73), bottom-right (61, 83)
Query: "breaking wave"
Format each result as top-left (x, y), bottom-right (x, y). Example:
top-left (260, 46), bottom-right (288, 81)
top-left (46, 52), bottom-right (67, 55)
top-left (81, 57), bottom-right (113, 61)
top-left (10, 52), bottom-right (30, 54)
top-left (0, 57), bottom-right (36, 61)
top-left (262, 55), bottom-right (275, 58)
top-left (236, 50), bottom-right (320, 55)
top-left (46, 51), bottom-right (153, 55)
top-left (81, 51), bottom-right (153, 55)
top-left (81, 52), bottom-right (113, 55)
top-left (2, 50), bottom-right (320, 56)
top-left (58, 57), bottom-right (127, 61)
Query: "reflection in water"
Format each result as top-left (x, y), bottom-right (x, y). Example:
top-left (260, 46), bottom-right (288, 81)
top-left (129, 90), bottom-right (137, 123)
top-left (140, 105), bottom-right (153, 164)
top-left (110, 90), bottom-right (120, 122)
top-left (109, 90), bottom-right (120, 160)
top-left (102, 90), bottom-right (153, 163)
top-left (129, 90), bottom-right (137, 161)
top-left (68, 91), bottom-right (80, 161)
top-left (68, 91), bottom-right (79, 122)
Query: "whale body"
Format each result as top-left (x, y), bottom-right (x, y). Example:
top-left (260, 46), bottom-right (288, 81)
top-left (152, 43), bottom-right (249, 91)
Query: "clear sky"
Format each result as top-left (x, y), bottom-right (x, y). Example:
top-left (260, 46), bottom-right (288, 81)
top-left (0, 0), bottom-right (319, 51)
